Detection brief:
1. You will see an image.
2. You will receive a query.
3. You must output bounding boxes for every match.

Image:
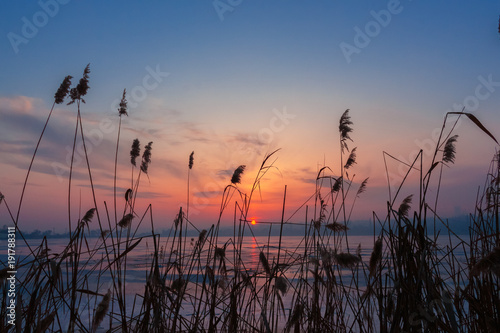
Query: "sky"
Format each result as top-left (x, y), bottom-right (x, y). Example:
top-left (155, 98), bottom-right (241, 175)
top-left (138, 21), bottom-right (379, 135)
top-left (1, 0), bottom-right (499, 232)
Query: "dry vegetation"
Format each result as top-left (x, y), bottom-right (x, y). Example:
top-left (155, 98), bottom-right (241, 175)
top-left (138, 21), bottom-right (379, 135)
top-left (1, 66), bottom-right (499, 332)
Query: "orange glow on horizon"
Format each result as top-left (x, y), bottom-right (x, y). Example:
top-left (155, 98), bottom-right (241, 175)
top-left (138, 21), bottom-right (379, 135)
top-left (251, 219), bottom-right (257, 225)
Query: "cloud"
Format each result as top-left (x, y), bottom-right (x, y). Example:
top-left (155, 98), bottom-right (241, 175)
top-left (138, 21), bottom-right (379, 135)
top-left (0, 96), bottom-right (39, 115)
top-left (0, 95), bottom-right (133, 184)
top-left (193, 190), bottom-right (219, 198)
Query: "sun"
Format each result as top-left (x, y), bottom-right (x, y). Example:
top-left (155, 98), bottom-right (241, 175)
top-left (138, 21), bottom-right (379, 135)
top-left (251, 219), bottom-right (257, 225)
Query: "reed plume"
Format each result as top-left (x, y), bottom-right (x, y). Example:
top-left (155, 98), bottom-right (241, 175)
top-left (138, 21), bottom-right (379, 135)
top-left (325, 222), bottom-right (349, 232)
top-left (125, 189), bottom-right (132, 202)
top-left (92, 289), bottom-right (111, 333)
top-left (130, 139), bottom-right (141, 166)
top-left (285, 303), bottom-right (304, 333)
top-left (80, 208), bottom-right (95, 225)
top-left (369, 238), bottom-right (383, 278)
top-left (470, 246), bottom-right (500, 276)
top-left (332, 176), bottom-right (342, 193)
top-left (118, 213), bottom-right (134, 228)
top-left (54, 75), bottom-right (73, 104)
top-left (443, 135), bottom-right (458, 164)
top-left (172, 277), bottom-right (185, 292)
top-left (189, 151), bottom-right (194, 170)
top-left (231, 165), bottom-right (246, 184)
top-left (344, 147), bottom-right (357, 169)
top-left (339, 109), bottom-right (353, 151)
top-left (174, 207), bottom-right (183, 228)
top-left (37, 311), bottom-right (56, 332)
top-left (198, 229), bottom-right (207, 245)
top-left (260, 251), bottom-right (271, 275)
top-left (275, 276), bottom-right (288, 295)
top-left (357, 177), bottom-right (369, 196)
top-left (398, 194), bottom-right (413, 217)
top-left (118, 89), bottom-right (128, 116)
top-left (334, 251), bottom-right (361, 268)
top-left (215, 246), bottom-right (226, 259)
top-left (0, 267), bottom-right (9, 283)
top-left (140, 141), bottom-right (153, 174)
top-left (68, 64), bottom-right (90, 104)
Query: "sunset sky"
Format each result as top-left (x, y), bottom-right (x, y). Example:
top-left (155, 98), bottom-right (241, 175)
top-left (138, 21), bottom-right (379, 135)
top-left (1, 1), bottom-right (499, 232)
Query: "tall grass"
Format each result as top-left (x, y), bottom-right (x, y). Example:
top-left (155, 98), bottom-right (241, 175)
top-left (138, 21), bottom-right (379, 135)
top-left (0, 69), bottom-right (499, 332)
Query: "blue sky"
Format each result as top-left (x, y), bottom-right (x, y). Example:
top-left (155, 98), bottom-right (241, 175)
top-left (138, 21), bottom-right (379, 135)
top-left (1, 0), bottom-right (499, 231)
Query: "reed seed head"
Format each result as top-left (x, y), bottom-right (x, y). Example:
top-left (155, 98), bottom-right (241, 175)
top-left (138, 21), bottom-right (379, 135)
top-left (332, 177), bottom-right (342, 193)
top-left (0, 267), bottom-right (9, 283)
top-left (68, 64), bottom-right (90, 104)
top-left (140, 141), bottom-right (153, 174)
top-left (285, 303), bottom-right (304, 333)
top-left (231, 165), bottom-right (246, 184)
top-left (471, 246), bottom-right (500, 276)
top-left (38, 311), bottom-right (56, 332)
top-left (334, 251), bottom-right (361, 268)
top-left (125, 188), bottom-right (132, 202)
top-left (172, 277), bottom-right (185, 292)
top-left (100, 230), bottom-right (109, 239)
top-left (50, 260), bottom-right (61, 285)
top-left (215, 246), bottom-right (226, 260)
top-left (398, 195), bottom-right (413, 218)
top-left (259, 251), bottom-right (271, 275)
top-left (189, 151), bottom-right (194, 170)
top-left (118, 88), bottom-right (128, 116)
top-left (443, 135), bottom-right (458, 164)
top-left (118, 213), bottom-right (134, 228)
top-left (325, 222), bottom-right (349, 232)
top-left (369, 238), bottom-right (383, 278)
top-left (275, 276), bottom-right (288, 295)
top-left (339, 109), bottom-right (353, 151)
top-left (357, 177), bottom-right (369, 196)
top-left (81, 208), bottom-right (95, 225)
top-left (198, 229), bottom-right (207, 245)
top-left (174, 207), bottom-right (183, 228)
top-left (344, 147), bottom-right (357, 169)
top-left (130, 139), bottom-right (140, 167)
top-left (54, 75), bottom-right (72, 104)
top-left (92, 289), bottom-right (111, 333)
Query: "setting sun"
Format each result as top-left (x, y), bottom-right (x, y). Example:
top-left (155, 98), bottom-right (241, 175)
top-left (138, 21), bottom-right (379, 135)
top-left (251, 219), bottom-right (257, 225)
